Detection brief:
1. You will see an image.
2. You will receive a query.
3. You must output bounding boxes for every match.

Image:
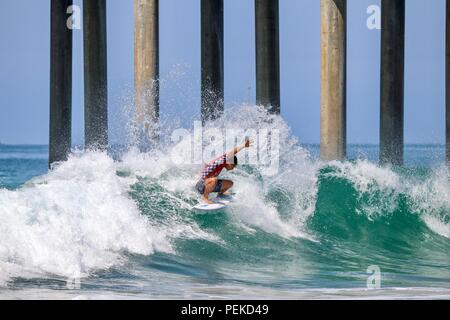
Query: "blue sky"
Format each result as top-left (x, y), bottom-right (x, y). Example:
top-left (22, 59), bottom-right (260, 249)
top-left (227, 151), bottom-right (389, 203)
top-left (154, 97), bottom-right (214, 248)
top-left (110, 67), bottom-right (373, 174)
top-left (0, 0), bottom-right (446, 144)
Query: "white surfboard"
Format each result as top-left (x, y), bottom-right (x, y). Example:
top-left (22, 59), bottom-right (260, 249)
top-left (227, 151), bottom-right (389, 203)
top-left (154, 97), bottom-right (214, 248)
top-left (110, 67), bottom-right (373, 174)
top-left (192, 202), bottom-right (227, 212)
top-left (212, 194), bottom-right (235, 205)
top-left (192, 193), bottom-right (235, 212)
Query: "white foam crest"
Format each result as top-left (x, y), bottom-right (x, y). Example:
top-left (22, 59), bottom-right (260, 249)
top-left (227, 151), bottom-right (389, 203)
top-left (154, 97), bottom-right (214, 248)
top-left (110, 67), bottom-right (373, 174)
top-left (117, 104), bottom-right (319, 240)
top-left (119, 147), bottom-right (172, 177)
top-left (409, 166), bottom-right (450, 238)
top-left (229, 178), bottom-right (306, 239)
top-left (326, 160), bottom-right (402, 219)
top-left (422, 215), bottom-right (450, 238)
top-left (0, 151), bottom-right (173, 286)
top-left (328, 160), bottom-right (401, 194)
top-left (325, 159), bottom-right (450, 238)
top-left (265, 147), bottom-right (319, 229)
top-left (201, 105), bottom-right (319, 238)
top-left (117, 147), bottom-right (223, 243)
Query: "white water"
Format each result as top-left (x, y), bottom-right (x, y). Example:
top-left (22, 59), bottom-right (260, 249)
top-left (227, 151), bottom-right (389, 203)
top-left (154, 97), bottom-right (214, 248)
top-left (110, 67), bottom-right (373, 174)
top-left (0, 151), bottom-right (214, 286)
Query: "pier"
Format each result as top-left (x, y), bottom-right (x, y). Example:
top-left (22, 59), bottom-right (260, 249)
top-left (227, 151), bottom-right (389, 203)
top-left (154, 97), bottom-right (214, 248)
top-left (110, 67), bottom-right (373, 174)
top-left (83, 0), bottom-right (108, 150)
top-left (255, 0), bottom-right (280, 115)
top-left (380, 0), bottom-right (405, 165)
top-left (134, 0), bottom-right (159, 142)
top-left (201, 0), bottom-right (224, 123)
top-left (47, 0), bottom-right (448, 166)
top-left (320, 0), bottom-right (347, 161)
top-left (49, 0), bottom-right (73, 166)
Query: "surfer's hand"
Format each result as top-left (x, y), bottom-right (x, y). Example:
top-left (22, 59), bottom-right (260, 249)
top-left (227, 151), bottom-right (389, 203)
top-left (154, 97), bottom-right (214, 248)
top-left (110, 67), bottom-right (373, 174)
top-left (229, 139), bottom-right (253, 157)
top-left (244, 139), bottom-right (253, 148)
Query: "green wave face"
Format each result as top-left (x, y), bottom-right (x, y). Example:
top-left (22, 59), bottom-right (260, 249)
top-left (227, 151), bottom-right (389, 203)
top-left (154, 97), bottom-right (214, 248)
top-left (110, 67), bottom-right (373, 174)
top-left (123, 106), bottom-right (450, 290)
top-left (129, 157), bottom-right (450, 289)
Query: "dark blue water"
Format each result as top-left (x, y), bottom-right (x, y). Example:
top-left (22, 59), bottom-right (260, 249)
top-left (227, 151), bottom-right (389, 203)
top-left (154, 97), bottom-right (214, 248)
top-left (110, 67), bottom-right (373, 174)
top-left (0, 145), bottom-right (48, 189)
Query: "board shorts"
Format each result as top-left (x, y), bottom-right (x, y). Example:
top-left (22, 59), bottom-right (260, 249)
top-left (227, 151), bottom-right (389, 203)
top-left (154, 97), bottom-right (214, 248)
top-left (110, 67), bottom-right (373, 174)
top-left (195, 179), bottom-right (223, 195)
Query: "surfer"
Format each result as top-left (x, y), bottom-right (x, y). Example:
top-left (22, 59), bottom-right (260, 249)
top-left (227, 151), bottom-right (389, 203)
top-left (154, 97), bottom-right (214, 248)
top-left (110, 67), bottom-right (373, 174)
top-left (195, 138), bottom-right (253, 204)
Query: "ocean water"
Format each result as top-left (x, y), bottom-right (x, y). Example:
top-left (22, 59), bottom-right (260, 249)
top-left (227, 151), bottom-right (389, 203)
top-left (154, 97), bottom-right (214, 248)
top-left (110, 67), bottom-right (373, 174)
top-left (0, 106), bottom-right (449, 300)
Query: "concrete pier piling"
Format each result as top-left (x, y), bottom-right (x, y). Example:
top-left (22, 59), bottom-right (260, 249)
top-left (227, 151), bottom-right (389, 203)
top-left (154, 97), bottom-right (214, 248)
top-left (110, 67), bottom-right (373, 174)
top-left (84, 0), bottom-right (108, 150)
top-left (201, 0), bottom-right (224, 123)
top-left (255, 0), bottom-right (280, 114)
top-left (134, 0), bottom-right (159, 142)
top-left (49, 0), bottom-right (73, 167)
top-left (320, 0), bottom-right (347, 161)
top-left (44, 1), bottom-right (446, 166)
top-left (380, 0), bottom-right (405, 165)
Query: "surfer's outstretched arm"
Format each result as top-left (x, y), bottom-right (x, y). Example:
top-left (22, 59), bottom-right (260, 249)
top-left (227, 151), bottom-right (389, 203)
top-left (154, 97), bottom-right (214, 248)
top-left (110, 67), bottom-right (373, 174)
top-left (226, 138), bottom-right (253, 159)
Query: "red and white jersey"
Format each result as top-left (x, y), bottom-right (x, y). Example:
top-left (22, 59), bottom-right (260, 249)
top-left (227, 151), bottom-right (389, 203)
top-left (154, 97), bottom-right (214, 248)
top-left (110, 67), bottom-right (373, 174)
top-left (200, 154), bottom-right (227, 181)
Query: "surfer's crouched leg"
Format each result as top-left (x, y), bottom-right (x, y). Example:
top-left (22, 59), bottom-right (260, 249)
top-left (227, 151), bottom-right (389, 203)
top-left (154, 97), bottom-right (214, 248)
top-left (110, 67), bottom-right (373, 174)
top-left (197, 178), bottom-right (220, 204)
top-left (196, 178), bottom-right (219, 194)
top-left (196, 178), bottom-right (228, 196)
top-left (218, 180), bottom-right (233, 195)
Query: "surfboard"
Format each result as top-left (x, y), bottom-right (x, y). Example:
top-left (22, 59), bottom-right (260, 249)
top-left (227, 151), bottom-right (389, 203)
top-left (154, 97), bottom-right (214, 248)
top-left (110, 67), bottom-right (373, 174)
top-left (212, 194), bottom-right (234, 205)
top-left (192, 195), bottom-right (234, 212)
top-left (192, 202), bottom-right (227, 212)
